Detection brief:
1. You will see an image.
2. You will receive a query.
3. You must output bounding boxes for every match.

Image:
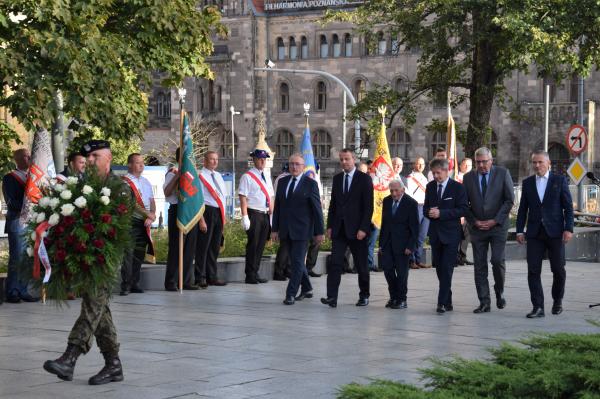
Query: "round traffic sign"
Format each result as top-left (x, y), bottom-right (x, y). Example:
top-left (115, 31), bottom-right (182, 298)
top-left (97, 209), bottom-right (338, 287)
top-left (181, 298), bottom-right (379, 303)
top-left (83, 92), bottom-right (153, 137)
top-left (565, 124), bottom-right (588, 155)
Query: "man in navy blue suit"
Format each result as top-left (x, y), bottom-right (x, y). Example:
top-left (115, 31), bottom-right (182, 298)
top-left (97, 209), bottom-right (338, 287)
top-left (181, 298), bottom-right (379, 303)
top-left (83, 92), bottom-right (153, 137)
top-left (271, 154), bottom-right (324, 305)
top-left (516, 150), bottom-right (574, 318)
top-left (379, 180), bottom-right (419, 309)
top-left (424, 158), bottom-right (468, 314)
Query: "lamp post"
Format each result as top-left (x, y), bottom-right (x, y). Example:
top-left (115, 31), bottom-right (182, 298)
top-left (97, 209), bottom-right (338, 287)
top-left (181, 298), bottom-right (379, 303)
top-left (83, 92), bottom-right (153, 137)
top-left (230, 105), bottom-right (241, 215)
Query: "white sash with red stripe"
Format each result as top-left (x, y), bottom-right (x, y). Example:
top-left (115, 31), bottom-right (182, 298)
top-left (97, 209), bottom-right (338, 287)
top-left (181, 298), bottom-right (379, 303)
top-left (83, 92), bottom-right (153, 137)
top-left (122, 176), bottom-right (155, 263)
top-left (246, 171), bottom-right (271, 209)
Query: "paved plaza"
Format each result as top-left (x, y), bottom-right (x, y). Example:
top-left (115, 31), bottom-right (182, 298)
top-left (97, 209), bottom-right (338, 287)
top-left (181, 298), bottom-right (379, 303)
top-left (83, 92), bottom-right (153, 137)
top-left (1, 259), bottom-right (600, 399)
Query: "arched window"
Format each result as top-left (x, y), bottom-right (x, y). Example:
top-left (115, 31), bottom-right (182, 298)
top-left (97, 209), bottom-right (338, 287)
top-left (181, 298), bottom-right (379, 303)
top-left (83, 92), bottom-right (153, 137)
top-left (353, 79), bottom-right (366, 102)
top-left (312, 129), bottom-right (332, 159)
top-left (275, 129), bottom-right (294, 159)
top-left (157, 92), bottom-right (171, 119)
top-left (214, 85), bottom-right (222, 111)
top-left (548, 142), bottom-right (570, 175)
top-left (208, 81), bottom-right (215, 111)
top-left (277, 37), bottom-right (285, 60)
top-left (391, 34), bottom-right (399, 55)
top-left (279, 82), bottom-right (289, 112)
top-left (430, 131), bottom-right (447, 159)
top-left (332, 34), bottom-right (341, 57)
top-left (315, 81), bottom-right (327, 111)
top-left (388, 128), bottom-right (411, 160)
top-left (344, 33), bottom-right (352, 56)
top-left (319, 35), bottom-right (328, 58)
top-left (289, 37), bottom-right (297, 60)
top-left (301, 36), bottom-right (308, 59)
top-left (377, 31), bottom-right (387, 55)
top-left (395, 77), bottom-right (408, 94)
top-left (218, 131), bottom-right (238, 159)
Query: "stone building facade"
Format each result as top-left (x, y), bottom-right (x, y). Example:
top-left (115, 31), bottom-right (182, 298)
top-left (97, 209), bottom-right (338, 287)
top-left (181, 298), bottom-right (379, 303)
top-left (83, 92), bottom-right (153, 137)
top-left (143, 0), bottom-right (600, 185)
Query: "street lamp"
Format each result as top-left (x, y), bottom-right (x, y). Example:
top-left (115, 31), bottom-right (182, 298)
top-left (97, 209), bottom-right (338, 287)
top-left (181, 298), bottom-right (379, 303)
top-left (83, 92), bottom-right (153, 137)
top-left (230, 105), bottom-right (241, 215)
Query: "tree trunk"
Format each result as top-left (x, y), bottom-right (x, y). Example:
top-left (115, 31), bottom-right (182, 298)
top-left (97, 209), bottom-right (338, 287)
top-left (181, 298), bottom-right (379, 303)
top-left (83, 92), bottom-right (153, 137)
top-left (465, 11), bottom-right (501, 157)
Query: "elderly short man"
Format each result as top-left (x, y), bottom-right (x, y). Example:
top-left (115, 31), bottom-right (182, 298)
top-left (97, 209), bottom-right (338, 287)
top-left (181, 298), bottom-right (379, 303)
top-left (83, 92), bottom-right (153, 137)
top-left (379, 180), bottom-right (419, 309)
top-left (463, 147), bottom-right (514, 313)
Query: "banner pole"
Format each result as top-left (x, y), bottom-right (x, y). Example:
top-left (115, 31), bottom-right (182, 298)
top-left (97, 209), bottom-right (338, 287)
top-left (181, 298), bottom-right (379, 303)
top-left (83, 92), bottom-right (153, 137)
top-left (178, 88), bottom-right (186, 294)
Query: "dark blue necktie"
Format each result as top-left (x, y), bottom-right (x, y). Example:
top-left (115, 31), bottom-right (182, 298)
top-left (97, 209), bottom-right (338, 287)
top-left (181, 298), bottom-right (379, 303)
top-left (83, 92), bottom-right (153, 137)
top-left (261, 171), bottom-right (268, 207)
top-left (437, 183), bottom-right (443, 201)
top-left (481, 173), bottom-right (488, 198)
top-left (392, 200), bottom-right (399, 215)
top-left (287, 177), bottom-right (296, 198)
top-left (344, 173), bottom-right (349, 194)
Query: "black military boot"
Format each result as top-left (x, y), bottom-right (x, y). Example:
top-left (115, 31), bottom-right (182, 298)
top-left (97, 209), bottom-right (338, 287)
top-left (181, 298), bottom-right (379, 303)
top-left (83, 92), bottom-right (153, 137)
top-left (43, 344), bottom-right (82, 381)
top-left (88, 352), bottom-right (124, 385)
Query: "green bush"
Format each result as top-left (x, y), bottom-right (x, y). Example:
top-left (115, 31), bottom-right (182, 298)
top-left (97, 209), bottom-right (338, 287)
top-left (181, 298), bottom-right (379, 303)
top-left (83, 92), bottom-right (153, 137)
top-left (337, 330), bottom-right (600, 399)
top-left (0, 247), bottom-right (7, 274)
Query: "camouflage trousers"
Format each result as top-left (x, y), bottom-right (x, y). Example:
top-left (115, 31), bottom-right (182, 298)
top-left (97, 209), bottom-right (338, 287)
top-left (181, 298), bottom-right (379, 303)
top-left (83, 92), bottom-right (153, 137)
top-left (67, 287), bottom-right (119, 355)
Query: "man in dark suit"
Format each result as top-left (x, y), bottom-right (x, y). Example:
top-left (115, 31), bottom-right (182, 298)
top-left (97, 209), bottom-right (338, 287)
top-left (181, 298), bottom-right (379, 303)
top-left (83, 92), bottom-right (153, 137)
top-left (424, 158), bottom-right (468, 314)
top-left (516, 150), bottom-right (574, 318)
top-left (321, 149), bottom-right (374, 308)
top-left (463, 147), bottom-right (515, 313)
top-left (272, 154), bottom-right (324, 305)
top-left (379, 180), bottom-right (419, 309)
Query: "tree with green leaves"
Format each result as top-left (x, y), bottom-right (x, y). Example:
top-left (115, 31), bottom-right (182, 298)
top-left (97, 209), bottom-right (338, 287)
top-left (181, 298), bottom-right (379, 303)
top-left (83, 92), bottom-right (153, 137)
top-left (0, 120), bottom-right (22, 176)
top-left (327, 0), bottom-right (600, 155)
top-left (0, 1), bottom-right (225, 165)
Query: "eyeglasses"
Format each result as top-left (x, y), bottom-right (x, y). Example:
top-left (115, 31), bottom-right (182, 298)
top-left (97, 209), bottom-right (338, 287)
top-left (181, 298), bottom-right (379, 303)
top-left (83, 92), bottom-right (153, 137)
top-left (288, 162), bottom-right (304, 167)
top-left (475, 159), bottom-right (490, 164)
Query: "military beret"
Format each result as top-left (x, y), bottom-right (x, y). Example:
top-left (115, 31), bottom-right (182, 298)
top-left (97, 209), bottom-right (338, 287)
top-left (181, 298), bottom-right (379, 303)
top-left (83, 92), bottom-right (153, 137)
top-left (249, 149), bottom-right (270, 159)
top-left (81, 140), bottom-right (110, 156)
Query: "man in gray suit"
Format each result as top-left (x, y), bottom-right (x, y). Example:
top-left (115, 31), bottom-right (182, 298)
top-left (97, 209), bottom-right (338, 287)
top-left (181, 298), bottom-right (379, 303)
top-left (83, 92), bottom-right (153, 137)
top-left (463, 147), bottom-right (515, 313)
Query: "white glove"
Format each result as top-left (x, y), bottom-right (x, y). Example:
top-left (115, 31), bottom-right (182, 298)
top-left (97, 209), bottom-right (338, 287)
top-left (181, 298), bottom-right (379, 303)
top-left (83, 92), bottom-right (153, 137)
top-left (242, 215), bottom-right (251, 231)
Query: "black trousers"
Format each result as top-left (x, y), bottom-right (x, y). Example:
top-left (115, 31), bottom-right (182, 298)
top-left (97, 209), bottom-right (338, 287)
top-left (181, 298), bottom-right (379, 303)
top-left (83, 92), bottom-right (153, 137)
top-left (273, 238), bottom-right (291, 278)
top-left (431, 238), bottom-right (459, 306)
top-left (526, 227), bottom-right (566, 308)
top-left (471, 227), bottom-right (507, 306)
top-left (194, 206), bottom-right (223, 282)
top-left (381, 244), bottom-right (409, 302)
top-left (164, 204), bottom-right (197, 288)
top-left (284, 238), bottom-right (312, 298)
top-left (245, 209), bottom-right (271, 280)
top-left (121, 219), bottom-right (148, 291)
top-left (306, 237), bottom-right (320, 271)
top-left (327, 228), bottom-right (370, 300)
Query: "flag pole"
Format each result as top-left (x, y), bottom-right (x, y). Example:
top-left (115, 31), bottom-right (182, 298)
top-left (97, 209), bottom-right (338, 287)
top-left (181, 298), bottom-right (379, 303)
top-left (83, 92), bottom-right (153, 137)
top-left (178, 88), bottom-right (186, 294)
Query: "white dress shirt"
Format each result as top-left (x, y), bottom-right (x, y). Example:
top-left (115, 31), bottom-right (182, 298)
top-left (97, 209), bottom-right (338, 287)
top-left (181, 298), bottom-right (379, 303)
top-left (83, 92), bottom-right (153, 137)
top-left (238, 167), bottom-right (274, 212)
top-left (536, 170), bottom-right (550, 202)
top-left (406, 171), bottom-right (427, 205)
top-left (126, 173), bottom-right (154, 211)
top-left (199, 168), bottom-right (226, 208)
top-left (163, 170), bottom-right (178, 205)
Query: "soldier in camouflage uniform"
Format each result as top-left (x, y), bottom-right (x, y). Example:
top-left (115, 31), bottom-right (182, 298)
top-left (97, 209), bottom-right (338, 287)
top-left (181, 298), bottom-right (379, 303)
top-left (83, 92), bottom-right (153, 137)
top-left (44, 140), bottom-right (128, 385)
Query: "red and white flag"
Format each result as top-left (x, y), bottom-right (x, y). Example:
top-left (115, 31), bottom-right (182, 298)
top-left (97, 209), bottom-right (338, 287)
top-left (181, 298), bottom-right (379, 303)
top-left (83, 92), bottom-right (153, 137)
top-left (447, 93), bottom-right (458, 176)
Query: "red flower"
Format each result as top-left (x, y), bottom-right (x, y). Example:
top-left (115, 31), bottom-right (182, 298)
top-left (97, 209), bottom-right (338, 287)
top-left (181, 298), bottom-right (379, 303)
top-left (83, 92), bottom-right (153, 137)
top-left (100, 214), bottom-right (112, 224)
top-left (75, 241), bottom-right (87, 253)
top-left (92, 239), bottom-right (105, 249)
top-left (81, 262), bottom-right (90, 272)
top-left (54, 224), bottom-right (65, 235)
top-left (107, 227), bottom-right (116, 239)
top-left (62, 269), bottom-right (72, 279)
top-left (56, 240), bottom-right (65, 250)
top-left (96, 254), bottom-right (105, 265)
top-left (66, 234), bottom-right (76, 245)
top-left (55, 249), bottom-right (67, 262)
top-left (81, 208), bottom-right (92, 221)
top-left (63, 216), bottom-right (75, 226)
top-left (83, 223), bottom-right (95, 234)
top-left (117, 203), bottom-right (128, 215)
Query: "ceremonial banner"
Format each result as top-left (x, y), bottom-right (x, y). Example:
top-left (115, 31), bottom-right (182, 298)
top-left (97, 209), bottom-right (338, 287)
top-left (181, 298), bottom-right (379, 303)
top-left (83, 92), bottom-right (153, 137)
top-left (20, 127), bottom-right (56, 224)
top-left (301, 121), bottom-right (322, 184)
top-left (447, 93), bottom-right (458, 176)
top-left (370, 107), bottom-right (394, 229)
top-left (176, 112), bottom-right (204, 233)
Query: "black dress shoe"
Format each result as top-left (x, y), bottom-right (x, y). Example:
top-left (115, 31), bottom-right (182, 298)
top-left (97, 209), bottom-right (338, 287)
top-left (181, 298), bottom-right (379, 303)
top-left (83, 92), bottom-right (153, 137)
top-left (207, 280), bottom-right (227, 286)
top-left (398, 300), bottom-right (407, 309)
top-left (165, 285), bottom-right (177, 292)
top-left (436, 304), bottom-right (446, 313)
top-left (445, 304), bottom-right (453, 312)
top-left (283, 296), bottom-right (295, 305)
top-left (130, 287), bottom-right (144, 294)
top-left (496, 295), bottom-right (507, 309)
top-left (272, 274), bottom-right (287, 281)
top-left (256, 277), bottom-right (268, 283)
top-left (385, 299), bottom-right (395, 308)
top-left (473, 304), bottom-right (491, 314)
top-left (389, 300), bottom-right (400, 309)
top-left (320, 297), bottom-right (337, 308)
top-left (183, 284), bottom-right (200, 290)
top-left (196, 279), bottom-right (208, 288)
top-left (245, 278), bottom-right (258, 284)
top-left (308, 271), bottom-right (321, 277)
top-left (552, 304), bottom-right (563, 315)
top-left (295, 291), bottom-right (313, 301)
top-left (356, 298), bottom-right (369, 307)
top-left (526, 307), bottom-right (545, 318)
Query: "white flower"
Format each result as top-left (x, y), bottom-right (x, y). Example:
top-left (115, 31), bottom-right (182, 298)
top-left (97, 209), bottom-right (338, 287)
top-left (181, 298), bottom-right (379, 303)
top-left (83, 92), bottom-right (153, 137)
top-left (66, 176), bottom-right (78, 185)
top-left (74, 196), bottom-right (87, 208)
top-left (31, 231), bottom-right (37, 240)
top-left (82, 185), bottom-right (93, 195)
top-left (26, 247), bottom-right (33, 257)
top-left (100, 195), bottom-right (110, 205)
top-left (49, 178), bottom-right (57, 186)
top-left (38, 197), bottom-right (51, 208)
top-left (60, 190), bottom-right (72, 200)
top-left (101, 187), bottom-right (111, 197)
top-left (49, 198), bottom-right (60, 209)
top-left (48, 213), bottom-right (60, 226)
top-left (30, 211), bottom-right (38, 220)
top-left (36, 212), bottom-right (46, 223)
top-left (60, 203), bottom-right (75, 216)
top-left (54, 184), bottom-right (65, 192)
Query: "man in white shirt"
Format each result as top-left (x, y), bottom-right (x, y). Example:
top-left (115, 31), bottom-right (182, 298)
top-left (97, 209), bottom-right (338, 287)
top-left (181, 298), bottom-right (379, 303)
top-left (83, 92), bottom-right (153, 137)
top-left (120, 153), bottom-right (156, 295)
top-left (456, 158), bottom-right (474, 266)
top-left (238, 149), bottom-right (274, 284)
top-left (427, 148), bottom-right (448, 181)
top-left (406, 156), bottom-right (431, 268)
top-left (194, 151), bottom-right (227, 287)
